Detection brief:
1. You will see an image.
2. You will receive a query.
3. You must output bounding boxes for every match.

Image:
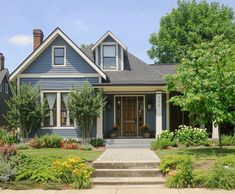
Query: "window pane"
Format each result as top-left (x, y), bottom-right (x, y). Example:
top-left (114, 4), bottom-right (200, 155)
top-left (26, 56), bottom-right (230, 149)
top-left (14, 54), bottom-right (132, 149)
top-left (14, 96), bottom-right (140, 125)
top-left (61, 93), bottom-right (74, 127)
top-left (44, 93), bottom-right (57, 127)
top-left (103, 57), bottom-right (116, 69)
top-left (103, 45), bottom-right (115, 57)
top-left (54, 48), bottom-right (64, 57)
top-left (54, 57), bottom-right (64, 65)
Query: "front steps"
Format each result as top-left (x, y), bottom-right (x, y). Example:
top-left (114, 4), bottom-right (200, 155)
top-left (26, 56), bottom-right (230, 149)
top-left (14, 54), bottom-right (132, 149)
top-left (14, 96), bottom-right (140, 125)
top-left (92, 149), bottom-right (165, 185)
top-left (105, 138), bottom-right (154, 148)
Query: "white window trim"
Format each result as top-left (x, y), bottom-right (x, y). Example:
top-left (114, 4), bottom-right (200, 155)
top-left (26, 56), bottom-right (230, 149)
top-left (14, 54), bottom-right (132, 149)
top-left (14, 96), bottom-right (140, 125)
top-left (52, 46), bottom-right (66, 67)
top-left (5, 83), bottom-right (8, 94)
top-left (101, 42), bottom-right (119, 71)
top-left (41, 90), bottom-right (77, 129)
top-left (0, 83), bottom-right (2, 92)
top-left (114, 95), bottom-right (146, 137)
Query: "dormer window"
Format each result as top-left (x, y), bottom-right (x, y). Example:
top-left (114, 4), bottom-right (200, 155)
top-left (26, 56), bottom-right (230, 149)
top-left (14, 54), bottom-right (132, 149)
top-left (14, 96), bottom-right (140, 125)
top-left (52, 46), bottom-right (66, 66)
top-left (102, 45), bottom-right (117, 70)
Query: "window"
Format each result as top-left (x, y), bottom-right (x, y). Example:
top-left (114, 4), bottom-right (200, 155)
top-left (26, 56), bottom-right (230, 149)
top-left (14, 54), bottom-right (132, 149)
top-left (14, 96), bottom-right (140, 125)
top-left (44, 93), bottom-right (57, 127)
top-left (53, 47), bottom-right (65, 66)
top-left (61, 93), bottom-right (74, 127)
top-left (103, 45), bottom-right (116, 70)
top-left (0, 83), bottom-right (2, 92)
top-left (5, 84), bottom-right (8, 94)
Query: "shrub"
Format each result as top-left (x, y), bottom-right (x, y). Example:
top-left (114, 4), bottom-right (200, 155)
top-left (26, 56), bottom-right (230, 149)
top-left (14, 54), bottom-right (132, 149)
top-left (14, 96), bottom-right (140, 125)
top-left (175, 125), bottom-right (208, 146)
top-left (80, 144), bottom-right (93, 151)
top-left (62, 142), bottom-right (79, 149)
top-left (0, 155), bottom-right (15, 182)
top-left (30, 135), bottom-right (63, 148)
top-left (167, 159), bottom-right (194, 188)
top-left (161, 155), bottom-right (193, 188)
top-left (17, 143), bottom-right (31, 150)
top-left (0, 128), bottom-right (19, 144)
top-left (151, 130), bottom-right (176, 150)
top-left (0, 144), bottom-right (17, 160)
top-left (205, 164), bottom-right (235, 190)
top-left (221, 135), bottom-right (235, 146)
top-left (90, 138), bottom-right (105, 147)
top-left (10, 154), bottom-right (58, 183)
top-left (53, 157), bottom-right (94, 189)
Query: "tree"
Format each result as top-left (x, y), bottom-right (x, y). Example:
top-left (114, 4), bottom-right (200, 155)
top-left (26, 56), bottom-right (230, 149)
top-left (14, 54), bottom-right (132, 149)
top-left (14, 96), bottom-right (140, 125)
top-left (148, 0), bottom-right (235, 63)
top-left (80, 44), bottom-right (90, 49)
top-left (165, 36), bottom-right (235, 150)
top-left (68, 83), bottom-right (106, 145)
top-left (5, 84), bottom-right (47, 140)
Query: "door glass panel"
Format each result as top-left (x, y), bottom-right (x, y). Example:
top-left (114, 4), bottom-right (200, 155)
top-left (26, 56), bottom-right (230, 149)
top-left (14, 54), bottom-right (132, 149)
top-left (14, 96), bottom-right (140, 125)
top-left (115, 97), bottom-right (121, 136)
top-left (138, 96), bottom-right (144, 135)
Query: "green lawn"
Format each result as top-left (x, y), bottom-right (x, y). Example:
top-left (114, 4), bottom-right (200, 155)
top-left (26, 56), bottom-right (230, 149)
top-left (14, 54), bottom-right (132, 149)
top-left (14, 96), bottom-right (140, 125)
top-left (19, 148), bottom-right (103, 162)
top-left (155, 146), bottom-right (235, 169)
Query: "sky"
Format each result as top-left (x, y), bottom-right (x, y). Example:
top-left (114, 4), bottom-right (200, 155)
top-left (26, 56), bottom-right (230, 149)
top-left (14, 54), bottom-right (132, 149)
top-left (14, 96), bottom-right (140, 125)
top-left (0, 0), bottom-right (235, 73)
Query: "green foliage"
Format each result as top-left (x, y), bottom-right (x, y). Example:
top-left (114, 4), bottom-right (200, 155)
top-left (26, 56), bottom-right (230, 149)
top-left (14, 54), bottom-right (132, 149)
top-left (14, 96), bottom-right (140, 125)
top-left (90, 138), bottom-right (105, 147)
top-left (5, 84), bottom-right (48, 139)
top-left (69, 83), bottom-right (106, 145)
top-left (53, 157), bottom-right (94, 189)
top-left (148, 0), bottom-right (235, 63)
top-left (30, 135), bottom-right (62, 148)
top-left (0, 128), bottom-right (19, 144)
top-left (166, 36), bottom-right (235, 149)
top-left (17, 143), bottom-right (31, 150)
top-left (205, 164), bottom-right (235, 190)
top-left (80, 144), bottom-right (93, 151)
top-left (175, 125), bottom-right (208, 146)
top-left (221, 135), bottom-right (235, 146)
top-left (0, 155), bottom-right (15, 182)
top-left (151, 130), bottom-right (176, 150)
top-left (160, 155), bottom-right (193, 188)
top-left (10, 154), bottom-right (58, 183)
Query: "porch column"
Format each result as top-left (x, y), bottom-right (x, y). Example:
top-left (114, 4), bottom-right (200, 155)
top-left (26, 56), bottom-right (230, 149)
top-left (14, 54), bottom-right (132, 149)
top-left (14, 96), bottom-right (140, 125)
top-left (96, 108), bottom-right (103, 139)
top-left (155, 91), bottom-right (163, 137)
top-left (212, 122), bottom-right (219, 139)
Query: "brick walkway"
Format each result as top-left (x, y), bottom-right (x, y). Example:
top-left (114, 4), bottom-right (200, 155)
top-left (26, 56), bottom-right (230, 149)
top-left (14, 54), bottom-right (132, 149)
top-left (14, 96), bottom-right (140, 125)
top-left (94, 149), bottom-right (160, 163)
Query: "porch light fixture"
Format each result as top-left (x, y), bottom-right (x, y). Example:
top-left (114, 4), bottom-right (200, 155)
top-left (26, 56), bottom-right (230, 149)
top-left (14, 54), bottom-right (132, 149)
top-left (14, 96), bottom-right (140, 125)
top-left (106, 101), bottom-right (112, 111)
top-left (147, 100), bottom-right (153, 111)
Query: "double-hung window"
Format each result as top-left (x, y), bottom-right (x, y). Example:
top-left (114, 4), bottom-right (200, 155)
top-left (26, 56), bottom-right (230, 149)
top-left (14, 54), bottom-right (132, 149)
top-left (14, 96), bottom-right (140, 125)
top-left (103, 45), bottom-right (116, 70)
top-left (53, 47), bottom-right (65, 66)
top-left (5, 84), bottom-right (8, 94)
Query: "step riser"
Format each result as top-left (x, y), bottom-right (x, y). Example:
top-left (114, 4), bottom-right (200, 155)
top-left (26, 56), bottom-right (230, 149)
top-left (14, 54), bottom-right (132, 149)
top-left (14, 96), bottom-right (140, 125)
top-left (94, 171), bottom-right (162, 177)
top-left (92, 162), bottom-right (159, 169)
top-left (93, 181), bottom-right (165, 185)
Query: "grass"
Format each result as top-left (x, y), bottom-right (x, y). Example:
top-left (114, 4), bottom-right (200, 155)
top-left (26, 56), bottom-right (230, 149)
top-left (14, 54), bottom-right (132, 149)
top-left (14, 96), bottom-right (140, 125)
top-left (19, 148), bottom-right (103, 162)
top-left (155, 146), bottom-right (235, 170)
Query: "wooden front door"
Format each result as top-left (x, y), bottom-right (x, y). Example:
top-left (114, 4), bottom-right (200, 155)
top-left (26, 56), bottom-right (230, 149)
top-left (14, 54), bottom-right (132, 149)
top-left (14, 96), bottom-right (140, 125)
top-left (122, 97), bottom-right (137, 136)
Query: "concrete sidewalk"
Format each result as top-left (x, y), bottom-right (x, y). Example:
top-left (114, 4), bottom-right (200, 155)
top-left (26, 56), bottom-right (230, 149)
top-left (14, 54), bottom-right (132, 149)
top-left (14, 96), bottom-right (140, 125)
top-left (1, 187), bottom-right (235, 194)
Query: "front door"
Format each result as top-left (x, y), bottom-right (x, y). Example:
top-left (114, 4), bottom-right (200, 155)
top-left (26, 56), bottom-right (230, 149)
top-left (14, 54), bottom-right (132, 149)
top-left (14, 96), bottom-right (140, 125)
top-left (122, 97), bottom-right (137, 136)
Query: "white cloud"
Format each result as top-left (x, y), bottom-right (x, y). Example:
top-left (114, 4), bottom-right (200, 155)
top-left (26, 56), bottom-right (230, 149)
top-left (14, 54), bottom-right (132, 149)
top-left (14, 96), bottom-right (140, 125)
top-left (8, 34), bottom-right (32, 46)
top-left (74, 20), bottom-right (88, 31)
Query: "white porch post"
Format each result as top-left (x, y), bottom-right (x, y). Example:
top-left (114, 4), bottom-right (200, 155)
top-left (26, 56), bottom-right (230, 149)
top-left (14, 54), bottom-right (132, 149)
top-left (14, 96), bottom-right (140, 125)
top-left (212, 122), bottom-right (219, 139)
top-left (156, 91), bottom-right (163, 137)
top-left (96, 108), bottom-right (103, 139)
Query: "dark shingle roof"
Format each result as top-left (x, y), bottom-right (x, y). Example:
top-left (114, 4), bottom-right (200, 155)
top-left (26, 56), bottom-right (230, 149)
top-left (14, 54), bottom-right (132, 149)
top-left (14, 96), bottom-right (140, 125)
top-left (81, 46), bottom-right (177, 85)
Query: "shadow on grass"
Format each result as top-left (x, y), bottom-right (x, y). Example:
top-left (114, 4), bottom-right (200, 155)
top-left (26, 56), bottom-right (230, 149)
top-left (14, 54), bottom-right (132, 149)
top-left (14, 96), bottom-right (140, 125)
top-left (177, 147), bottom-right (235, 158)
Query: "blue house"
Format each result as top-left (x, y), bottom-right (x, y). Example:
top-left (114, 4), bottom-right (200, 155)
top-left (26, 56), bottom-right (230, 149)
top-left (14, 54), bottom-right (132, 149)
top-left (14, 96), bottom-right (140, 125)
top-left (10, 28), bottom-right (220, 139)
top-left (0, 53), bottom-right (13, 126)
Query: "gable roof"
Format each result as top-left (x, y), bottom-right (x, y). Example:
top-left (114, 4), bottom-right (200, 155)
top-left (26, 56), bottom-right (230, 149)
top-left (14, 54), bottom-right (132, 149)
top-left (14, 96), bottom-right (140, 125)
top-left (149, 63), bottom-right (176, 75)
top-left (10, 28), bottom-right (107, 81)
top-left (91, 31), bottom-right (127, 51)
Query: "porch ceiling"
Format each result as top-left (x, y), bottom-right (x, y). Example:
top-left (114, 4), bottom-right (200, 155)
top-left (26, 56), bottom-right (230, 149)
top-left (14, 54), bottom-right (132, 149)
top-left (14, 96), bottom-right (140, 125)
top-left (94, 85), bottom-right (165, 93)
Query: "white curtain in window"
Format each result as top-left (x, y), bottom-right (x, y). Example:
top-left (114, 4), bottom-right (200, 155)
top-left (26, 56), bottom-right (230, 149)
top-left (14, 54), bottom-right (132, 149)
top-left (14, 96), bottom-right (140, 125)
top-left (62, 94), bottom-right (70, 126)
top-left (46, 94), bottom-right (56, 126)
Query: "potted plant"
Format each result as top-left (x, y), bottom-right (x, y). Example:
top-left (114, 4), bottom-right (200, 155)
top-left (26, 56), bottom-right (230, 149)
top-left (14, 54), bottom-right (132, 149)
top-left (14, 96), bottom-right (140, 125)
top-left (141, 124), bottom-right (150, 138)
top-left (110, 125), bottom-right (119, 138)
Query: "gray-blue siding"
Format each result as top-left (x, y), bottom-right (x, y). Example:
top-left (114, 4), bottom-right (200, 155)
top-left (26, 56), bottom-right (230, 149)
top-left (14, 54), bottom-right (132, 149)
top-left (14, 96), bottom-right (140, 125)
top-left (20, 77), bottom-right (99, 90)
top-left (22, 36), bottom-right (98, 74)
